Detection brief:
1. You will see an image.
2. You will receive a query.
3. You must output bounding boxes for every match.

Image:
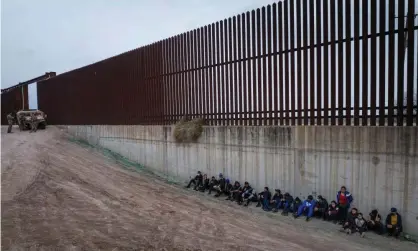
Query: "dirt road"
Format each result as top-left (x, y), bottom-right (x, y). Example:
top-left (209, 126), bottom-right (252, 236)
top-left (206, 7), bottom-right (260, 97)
top-left (2, 126), bottom-right (417, 251)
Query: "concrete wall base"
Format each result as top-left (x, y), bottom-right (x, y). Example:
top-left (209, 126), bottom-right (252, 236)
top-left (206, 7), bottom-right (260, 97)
top-left (61, 125), bottom-right (418, 236)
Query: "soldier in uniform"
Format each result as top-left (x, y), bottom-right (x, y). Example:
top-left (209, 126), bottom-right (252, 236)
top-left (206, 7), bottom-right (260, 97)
top-left (7, 113), bottom-right (15, 133)
top-left (29, 113), bottom-right (38, 133)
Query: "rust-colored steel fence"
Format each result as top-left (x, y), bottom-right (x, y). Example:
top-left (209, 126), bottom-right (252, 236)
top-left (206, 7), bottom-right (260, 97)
top-left (38, 0), bottom-right (418, 126)
top-left (1, 86), bottom-right (29, 125)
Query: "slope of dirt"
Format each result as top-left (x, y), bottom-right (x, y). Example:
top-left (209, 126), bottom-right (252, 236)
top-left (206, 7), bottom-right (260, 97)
top-left (1, 126), bottom-right (417, 251)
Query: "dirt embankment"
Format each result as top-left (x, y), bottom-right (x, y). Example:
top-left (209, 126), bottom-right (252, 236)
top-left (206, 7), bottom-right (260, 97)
top-left (2, 126), bottom-right (417, 251)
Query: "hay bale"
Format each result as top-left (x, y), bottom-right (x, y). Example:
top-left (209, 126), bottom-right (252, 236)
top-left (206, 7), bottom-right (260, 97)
top-left (173, 117), bottom-right (205, 143)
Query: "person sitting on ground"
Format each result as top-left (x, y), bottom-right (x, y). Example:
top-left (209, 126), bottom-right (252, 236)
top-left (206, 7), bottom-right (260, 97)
top-left (342, 207), bottom-right (358, 232)
top-left (256, 187), bottom-right (272, 211)
top-left (386, 208), bottom-right (403, 238)
top-left (367, 209), bottom-right (384, 235)
top-left (226, 181), bottom-right (241, 201)
top-left (198, 174), bottom-right (210, 192)
top-left (244, 189), bottom-right (259, 206)
top-left (314, 195), bottom-right (328, 219)
top-left (336, 186), bottom-right (353, 224)
top-left (186, 171), bottom-right (203, 190)
top-left (213, 174), bottom-right (226, 197)
top-left (287, 196), bottom-right (302, 215)
top-left (324, 200), bottom-right (339, 222)
top-left (238, 182), bottom-right (253, 205)
top-left (271, 189), bottom-right (283, 212)
top-left (294, 195), bottom-right (316, 221)
top-left (207, 176), bottom-right (219, 195)
top-left (281, 193), bottom-right (294, 216)
top-left (346, 212), bottom-right (367, 238)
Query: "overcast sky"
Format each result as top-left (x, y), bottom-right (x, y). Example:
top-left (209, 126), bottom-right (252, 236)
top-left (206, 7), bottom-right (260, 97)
top-left (1, 0), bottom-right (275, 108)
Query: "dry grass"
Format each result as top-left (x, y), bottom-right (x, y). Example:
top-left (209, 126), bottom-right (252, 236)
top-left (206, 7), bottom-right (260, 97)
top-left (173, 117), bottom-right (205, 143)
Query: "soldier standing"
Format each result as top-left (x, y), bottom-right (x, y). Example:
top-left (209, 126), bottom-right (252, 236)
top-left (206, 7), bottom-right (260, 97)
top-left (7, 113), bottom-right (14, 133)
top-left (29, 113), bottom-right (38, 133)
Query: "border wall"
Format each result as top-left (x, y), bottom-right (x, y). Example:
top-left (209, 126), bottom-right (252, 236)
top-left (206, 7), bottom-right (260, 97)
top-left (62, 125), bottom-right (418, 236)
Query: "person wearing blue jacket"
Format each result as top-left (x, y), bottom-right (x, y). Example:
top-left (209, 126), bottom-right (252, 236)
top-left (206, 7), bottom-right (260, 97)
top-left (294, 195), bottom-right (316, 221)
top-left (336, 186), bottom-right (354, 223)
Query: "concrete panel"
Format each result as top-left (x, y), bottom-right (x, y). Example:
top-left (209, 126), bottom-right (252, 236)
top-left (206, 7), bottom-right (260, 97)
top-left (63, 125), bottom-right (418, 236)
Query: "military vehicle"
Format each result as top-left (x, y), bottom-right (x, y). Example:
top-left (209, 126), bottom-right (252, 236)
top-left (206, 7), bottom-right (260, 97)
top-left (16, 109), bottom-right (47, 131)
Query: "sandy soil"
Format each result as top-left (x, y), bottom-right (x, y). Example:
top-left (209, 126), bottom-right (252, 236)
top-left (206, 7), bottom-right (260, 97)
top-left (1, 126), bottom-right (417, 251)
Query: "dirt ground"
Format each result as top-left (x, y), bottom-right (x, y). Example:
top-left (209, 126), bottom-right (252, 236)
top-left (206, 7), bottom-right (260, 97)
top-left (2, 126), bottom-right (417, 251)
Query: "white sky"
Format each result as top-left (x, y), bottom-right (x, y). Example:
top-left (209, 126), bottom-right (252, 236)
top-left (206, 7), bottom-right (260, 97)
top-left (1, 0), bottom-right (275, 108)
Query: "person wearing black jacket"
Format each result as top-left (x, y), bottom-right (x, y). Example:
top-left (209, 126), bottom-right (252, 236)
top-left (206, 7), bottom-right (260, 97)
top-left (271, 189), bottom-right (284, 212)
top-left (289, 197), bottom-right (302, 216)
top-left (214, 174), bottom-right (226, 197)
top-left (207, 176), bottom-right (219, 195)
top-left (238, 182), bottom-right (253, 205)
top-left (281, 193), bottom-right (294, 216)
top-left (256, 187), bottom-right (272, 211)
top-left (386, 208), bottom-right (403, 238)
top-left (198, 174), bottom-right (210, 192)
top-left (314, 195), bottom-right (328, 219)
top-left (367, 209), bottom-right (384, 235)
top-left (342, 208), bottom-right (358, 233)
top-left (226, 181), bottom-right (241, 201)
top-left (186, 171), bottom-right (203, 190)
top-left (324, 201), bottom-right (339, 222)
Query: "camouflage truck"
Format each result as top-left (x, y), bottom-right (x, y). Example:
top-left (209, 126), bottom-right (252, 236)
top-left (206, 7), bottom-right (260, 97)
top-left (16, 109), bottom-right (47, 131)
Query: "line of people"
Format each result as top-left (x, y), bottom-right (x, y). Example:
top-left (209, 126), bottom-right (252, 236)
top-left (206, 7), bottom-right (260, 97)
top-left (186, 172), bottom-right (403, 239)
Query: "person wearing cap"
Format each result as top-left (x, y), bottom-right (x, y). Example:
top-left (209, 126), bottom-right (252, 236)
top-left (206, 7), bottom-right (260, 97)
top-left (314, 195), bottom-right (329, 219)
top-left (367, 209), bottom-right (384, 235)
top-left (185, 171), bottom-right (203, 190)
top-left (281, 193), bottom-right (294, 216)
top-left (294, 195), bottom-right (317, 221)
top-left (336, 186), bottom-right (354, 224)
top-left (342, 207), bottom-right (359, 232)
top-left (270, 189), bottom-right (283, 212)
top-left (385, 207), bottom-right (403, 238)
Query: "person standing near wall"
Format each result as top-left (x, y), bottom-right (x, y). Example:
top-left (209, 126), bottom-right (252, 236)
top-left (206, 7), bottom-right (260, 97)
top-left (336, 186), bottom-right (353, 224)
top-left (7, 113), bottom-right (15, 133)
top-left (29, 113), bottom-right (38, 133)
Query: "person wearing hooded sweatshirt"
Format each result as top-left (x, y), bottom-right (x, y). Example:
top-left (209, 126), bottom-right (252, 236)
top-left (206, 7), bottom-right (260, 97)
top-left (270, 189), bottom-right (284, 212)
top-left (342, 208), bottom-right (358, 231)
top-left (294, 195), bottom-right (317, 221)
top-left (238, 182), bottom-right (253, 205)
top-left (385, 207), bottom-right (403, 238)
top-left (186, 171), bottom-right (203, 190)
top-left (367, 209), bottom-right (384, 235)
top-left (281, 193), bottom-right (294, 216)
top-left (336, 186), bottom-right (353, 223)
top-left (256, 187), bottom-right (272, 211)
top-left (289, 196), bottom-right (302, 214)
top-left (314, 195), bottom-right (329, 219)
top-left (226, 181), bottom-right (241, 201)
top-left (324, 201), bottom-right (339, 222)
top-left (346, 212), bottom-right (367, 237)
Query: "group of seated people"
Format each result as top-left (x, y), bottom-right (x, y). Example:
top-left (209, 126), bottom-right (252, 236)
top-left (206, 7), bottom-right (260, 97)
top-left (186, 172), bottom-right (404, 239)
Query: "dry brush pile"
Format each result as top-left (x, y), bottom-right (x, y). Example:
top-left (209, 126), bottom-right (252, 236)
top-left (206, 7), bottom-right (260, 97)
top-left (173, 117), bottom-right (205, 143)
